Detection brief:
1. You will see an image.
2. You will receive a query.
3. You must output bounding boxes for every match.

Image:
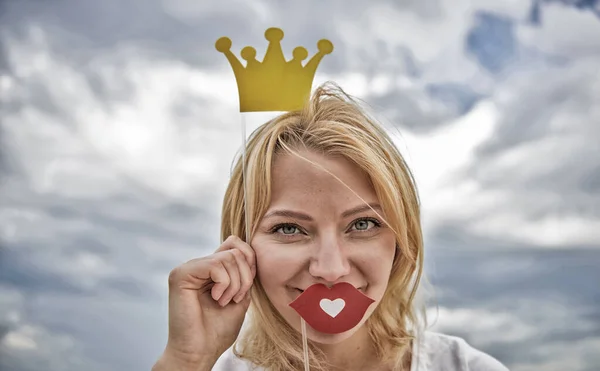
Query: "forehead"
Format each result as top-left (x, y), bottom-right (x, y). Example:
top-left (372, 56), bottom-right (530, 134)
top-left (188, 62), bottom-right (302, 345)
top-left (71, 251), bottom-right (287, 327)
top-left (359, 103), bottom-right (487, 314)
top-left (269, 150), bottom-right (377, 207)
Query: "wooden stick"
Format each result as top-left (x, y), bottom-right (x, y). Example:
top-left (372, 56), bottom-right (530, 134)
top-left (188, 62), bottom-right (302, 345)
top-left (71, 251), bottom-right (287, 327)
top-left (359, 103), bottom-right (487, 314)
top-left (301, 318), bottom-right (310, 371)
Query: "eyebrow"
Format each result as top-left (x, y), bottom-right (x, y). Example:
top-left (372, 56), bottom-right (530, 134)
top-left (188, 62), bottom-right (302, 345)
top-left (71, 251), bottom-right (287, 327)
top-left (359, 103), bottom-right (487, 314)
top-left (263, 203), bottom-right (382, 221)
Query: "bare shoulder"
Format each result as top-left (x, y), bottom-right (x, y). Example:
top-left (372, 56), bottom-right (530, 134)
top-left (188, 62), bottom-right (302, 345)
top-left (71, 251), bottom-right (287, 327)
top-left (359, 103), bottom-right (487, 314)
top-left (413, 331), bottom-right (509, 371)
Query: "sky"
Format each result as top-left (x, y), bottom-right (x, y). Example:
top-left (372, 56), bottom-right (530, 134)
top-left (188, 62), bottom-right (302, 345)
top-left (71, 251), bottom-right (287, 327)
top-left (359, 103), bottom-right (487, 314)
top-left (0, 0), bottom-right (599, 370)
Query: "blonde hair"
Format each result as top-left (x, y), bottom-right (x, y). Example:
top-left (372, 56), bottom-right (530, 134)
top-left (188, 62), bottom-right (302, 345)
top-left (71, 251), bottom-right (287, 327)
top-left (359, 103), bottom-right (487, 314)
top-left (220, 82), bottom-right (426, 370)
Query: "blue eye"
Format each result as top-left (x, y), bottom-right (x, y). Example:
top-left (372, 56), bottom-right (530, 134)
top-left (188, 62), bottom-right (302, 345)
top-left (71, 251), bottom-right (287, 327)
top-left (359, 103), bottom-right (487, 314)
top-left (351, 218), bottom-right (380, 231)
top-left (354, 220), bottom-right (371, 230)
top-left (270, 223), bottom-right (302, 237)
top-left (280, 225), bottom-right (299, 235)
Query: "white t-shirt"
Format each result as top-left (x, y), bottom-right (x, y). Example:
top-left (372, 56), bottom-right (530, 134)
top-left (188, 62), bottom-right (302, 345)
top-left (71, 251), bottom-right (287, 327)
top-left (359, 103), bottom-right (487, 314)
top-left (212, 331), bottom-right (509, 370)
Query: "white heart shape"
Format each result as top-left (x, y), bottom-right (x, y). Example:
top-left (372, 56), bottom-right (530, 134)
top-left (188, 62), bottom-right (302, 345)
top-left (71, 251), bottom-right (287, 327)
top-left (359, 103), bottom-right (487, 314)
top-left (319, 298), bottom-right (346, 318)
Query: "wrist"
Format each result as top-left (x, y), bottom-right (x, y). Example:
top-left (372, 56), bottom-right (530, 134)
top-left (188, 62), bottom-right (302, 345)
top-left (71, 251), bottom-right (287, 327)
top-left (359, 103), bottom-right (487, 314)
top-left (152, 349), bottom-right (217, 371)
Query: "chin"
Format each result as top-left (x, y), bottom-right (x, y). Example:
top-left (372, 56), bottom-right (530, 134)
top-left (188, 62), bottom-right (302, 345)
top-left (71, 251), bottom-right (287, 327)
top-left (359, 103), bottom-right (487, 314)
top-left (304, 324), bottom-right (362, 344)
top-left (285, 309), bottom-right (373, 346)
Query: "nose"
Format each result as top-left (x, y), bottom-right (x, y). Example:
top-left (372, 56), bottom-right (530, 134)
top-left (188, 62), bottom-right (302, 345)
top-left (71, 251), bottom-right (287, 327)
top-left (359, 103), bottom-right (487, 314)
top-left (308, 236), bottom-right (351, 283)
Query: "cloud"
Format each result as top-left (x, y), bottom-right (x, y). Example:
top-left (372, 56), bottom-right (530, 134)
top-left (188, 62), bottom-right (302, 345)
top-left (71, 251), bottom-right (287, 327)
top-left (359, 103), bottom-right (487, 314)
top-left (436, 56), bottom-right (600, 248)
top-left (0, 285), bottom-right (166, 371)
top-left (0, 287), bottom-right (86, 371)
top-left (427, 302), bottom-right (600, 371)
top-left (0, 0), bottom-right (265, 67)
top-left (0, 323), bottom-right (93, 371)
top-left (422, 229), bottom-right (600, 371)
top-left (519, 1), bottom-right (600, 57)
top-left (2, 22), bottom-right (246, 200)
top-left (1, 0), bottom-right (599, 370)
top-left (401, 17), bottom-right (600, 249)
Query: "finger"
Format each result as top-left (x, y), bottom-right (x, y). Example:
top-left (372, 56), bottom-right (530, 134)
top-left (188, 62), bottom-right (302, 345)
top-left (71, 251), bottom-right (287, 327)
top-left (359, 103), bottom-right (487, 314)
top-left (217, 250), bottom-right (242, 306)
top-left (168, 258), bottom-right (230, 301)
top-left (218, 235), bottom-right (256, 273)
top-left (232, 250), bottom-right (254, 303)
top-left (208, 260), bottom-right (230, 302)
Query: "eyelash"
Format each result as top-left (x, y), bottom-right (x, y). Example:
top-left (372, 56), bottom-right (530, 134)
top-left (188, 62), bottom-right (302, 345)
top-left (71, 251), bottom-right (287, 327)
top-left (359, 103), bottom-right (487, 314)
top-left (269, 217), bottom-right (382, 238)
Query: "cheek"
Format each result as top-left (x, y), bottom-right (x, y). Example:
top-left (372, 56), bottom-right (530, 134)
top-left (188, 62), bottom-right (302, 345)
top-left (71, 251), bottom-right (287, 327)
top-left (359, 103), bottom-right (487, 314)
top-left (361, 241), bottom-right (396, 286)
top-left (255, 245), bottom-right (304, 289)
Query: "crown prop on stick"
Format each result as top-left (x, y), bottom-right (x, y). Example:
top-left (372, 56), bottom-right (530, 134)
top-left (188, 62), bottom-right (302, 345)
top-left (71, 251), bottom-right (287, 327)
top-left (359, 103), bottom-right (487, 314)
top-left (214, 26), bottom-right (335, 247)
top-left (215, 27), bottom-right (333, 112)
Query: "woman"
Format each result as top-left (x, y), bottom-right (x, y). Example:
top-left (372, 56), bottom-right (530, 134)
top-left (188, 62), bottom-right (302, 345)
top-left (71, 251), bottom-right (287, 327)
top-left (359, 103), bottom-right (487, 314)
top-left (152, 83), bottom-right (509, 371)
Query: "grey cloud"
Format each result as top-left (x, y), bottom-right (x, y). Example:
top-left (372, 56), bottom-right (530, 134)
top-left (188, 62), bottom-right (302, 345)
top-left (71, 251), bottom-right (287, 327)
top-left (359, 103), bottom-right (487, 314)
top-left (0, 248), bottom-right (85, 296)
top-left (542, 0), bottom-right (600, 17)
top-left (0, 171), bottom-right (220, 309)
top-left (0, 0), bottom-right (354, 72)
top-left (0, 326), bottom-right (106, 371)
top-left (427, 228), bottom-right (600, 307)
top-left (366, 82), bottom-right (483, 133)
top-left (1, 1), bottom-right (600, 371)
top-left (579, 163), bottom-right (600, 195)
top-left (0, 0), bottom-right (444, 75)
top-left (12, 80), bottom-right (62, 117)
top-left (424, 218), bottom-right (600, 370)
top-left (368, 88), bottom-right (452, 131)
top-left (475, 60), bottom-right (600, 158)
top-left (0, 289), bottom-right (168, 371)
top-left (0, 242), bottom-right (153, 299)
top-left (446, 331), bottom-right (600, 371)
top-left (0, 322), bottom-right (10, 344)
top-left (0, 0), bottom-right (256, 67)
top-left (443, 59), bottom-right (600, 226)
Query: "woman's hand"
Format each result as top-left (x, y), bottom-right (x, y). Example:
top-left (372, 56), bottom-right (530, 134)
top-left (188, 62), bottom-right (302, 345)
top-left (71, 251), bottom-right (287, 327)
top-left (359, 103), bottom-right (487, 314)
top-left (154, 235), bottom-right (256, 370)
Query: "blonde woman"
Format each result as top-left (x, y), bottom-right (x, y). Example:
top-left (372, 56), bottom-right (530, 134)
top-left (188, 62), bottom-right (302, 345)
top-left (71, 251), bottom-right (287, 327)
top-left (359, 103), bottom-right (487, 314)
top-left (152, 83), bottom-right (509, 371)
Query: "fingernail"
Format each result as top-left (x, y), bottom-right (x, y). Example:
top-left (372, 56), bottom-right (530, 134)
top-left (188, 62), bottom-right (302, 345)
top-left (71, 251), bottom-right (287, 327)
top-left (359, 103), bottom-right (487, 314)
top-left (233, 294), bottom-right (242, 304)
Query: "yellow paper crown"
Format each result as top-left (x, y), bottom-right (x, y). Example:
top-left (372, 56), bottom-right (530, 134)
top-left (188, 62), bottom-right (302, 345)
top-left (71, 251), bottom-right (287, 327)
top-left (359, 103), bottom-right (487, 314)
top-left (215, 27), bottom-right (334, 112)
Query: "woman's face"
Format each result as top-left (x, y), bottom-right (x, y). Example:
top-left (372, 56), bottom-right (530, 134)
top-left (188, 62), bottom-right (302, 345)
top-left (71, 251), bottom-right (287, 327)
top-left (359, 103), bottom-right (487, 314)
top-left (251, 149), bottom-right (397, 344)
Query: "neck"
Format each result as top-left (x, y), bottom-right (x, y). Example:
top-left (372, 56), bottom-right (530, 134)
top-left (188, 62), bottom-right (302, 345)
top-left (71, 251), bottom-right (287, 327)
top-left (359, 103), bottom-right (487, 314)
top-left (314, 326), bottom-right (384, 371)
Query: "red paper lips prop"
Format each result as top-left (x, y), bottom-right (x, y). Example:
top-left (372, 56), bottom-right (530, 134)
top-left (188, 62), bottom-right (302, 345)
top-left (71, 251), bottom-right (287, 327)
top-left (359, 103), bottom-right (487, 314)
top-left (289, 282), bottom-right (375, 334)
